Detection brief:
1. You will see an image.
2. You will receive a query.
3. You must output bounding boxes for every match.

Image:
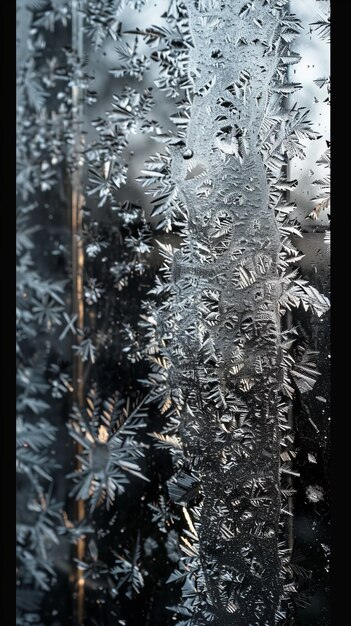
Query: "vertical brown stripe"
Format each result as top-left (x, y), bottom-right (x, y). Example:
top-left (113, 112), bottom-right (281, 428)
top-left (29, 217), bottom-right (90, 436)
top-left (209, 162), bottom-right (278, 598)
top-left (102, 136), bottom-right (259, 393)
top-left (71, 1), bottom-right (85, 623)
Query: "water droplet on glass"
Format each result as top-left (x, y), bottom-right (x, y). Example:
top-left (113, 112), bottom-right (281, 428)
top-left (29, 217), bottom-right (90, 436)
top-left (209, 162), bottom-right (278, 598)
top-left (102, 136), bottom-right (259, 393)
top-left (182, 148), bottom-right (193, 159)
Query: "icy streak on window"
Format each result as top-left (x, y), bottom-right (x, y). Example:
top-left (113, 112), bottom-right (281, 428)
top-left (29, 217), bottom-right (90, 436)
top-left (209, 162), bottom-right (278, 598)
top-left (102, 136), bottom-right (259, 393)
top-left (164, 1), bottom-right (291, 623)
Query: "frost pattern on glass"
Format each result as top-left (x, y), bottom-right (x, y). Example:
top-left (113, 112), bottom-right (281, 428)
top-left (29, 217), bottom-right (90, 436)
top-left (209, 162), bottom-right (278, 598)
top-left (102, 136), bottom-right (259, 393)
top-left (16, 1), bottom-right (73, 623)
top-left (143, 1), bottom-right (330, 624)
top-left (16, 0), bottom-right (330, 624)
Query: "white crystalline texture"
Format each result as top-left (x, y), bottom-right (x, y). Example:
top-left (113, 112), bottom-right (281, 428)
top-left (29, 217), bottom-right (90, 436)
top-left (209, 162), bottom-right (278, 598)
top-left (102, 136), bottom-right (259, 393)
top-left (162, 1), bottom-right (314, 624)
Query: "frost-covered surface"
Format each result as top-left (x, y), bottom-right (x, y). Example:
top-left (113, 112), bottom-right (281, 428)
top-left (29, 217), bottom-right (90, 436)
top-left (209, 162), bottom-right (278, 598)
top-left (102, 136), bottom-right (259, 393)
top-left (16, 0), bottom-right (330, 624)
top-left (145, 1), bottom-right (329, 624)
